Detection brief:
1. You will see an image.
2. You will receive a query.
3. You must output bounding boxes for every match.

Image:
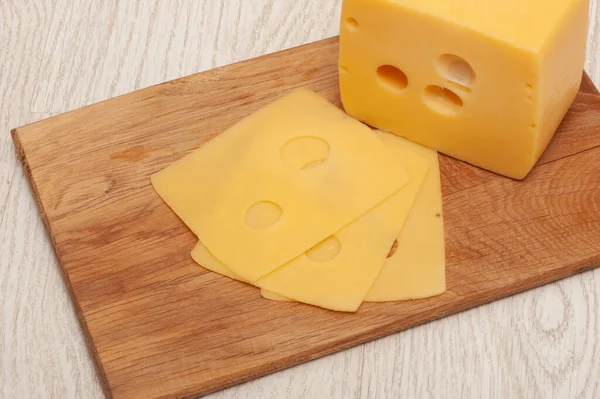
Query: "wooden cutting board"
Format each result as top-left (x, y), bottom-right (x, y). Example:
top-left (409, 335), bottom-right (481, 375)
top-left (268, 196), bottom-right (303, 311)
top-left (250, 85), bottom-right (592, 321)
top-left (11, 36), bottom-right (600, 399)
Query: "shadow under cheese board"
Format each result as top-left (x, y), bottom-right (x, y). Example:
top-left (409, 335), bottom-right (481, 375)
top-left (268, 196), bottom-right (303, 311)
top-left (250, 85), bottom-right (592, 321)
top-left (11, 37), bottom-right (600, 399)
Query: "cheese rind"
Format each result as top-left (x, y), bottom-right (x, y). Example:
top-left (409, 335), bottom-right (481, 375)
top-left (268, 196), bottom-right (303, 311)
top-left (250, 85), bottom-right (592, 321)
top-left (191, 132), bottom-right (431, 312)
top-left (366, 132), bottom-right (446, 301)
top-left (152, 88), bottom-right (409, 281)
top-left (339, 0), bottom-right (589, 179)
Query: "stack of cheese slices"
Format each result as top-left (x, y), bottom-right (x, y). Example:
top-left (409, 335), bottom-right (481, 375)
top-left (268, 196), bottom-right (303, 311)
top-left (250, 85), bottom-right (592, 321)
top-left (152, 89), bottom-right (445, 312)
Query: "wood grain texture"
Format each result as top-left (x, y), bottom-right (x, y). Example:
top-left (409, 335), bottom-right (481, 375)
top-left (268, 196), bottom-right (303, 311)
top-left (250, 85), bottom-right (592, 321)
top-left (0, 1), bottom-right (103, 398)
top-left (1, 1), bottom-right (599, 398)
top-left (11, 32), bottom-right (600, 398)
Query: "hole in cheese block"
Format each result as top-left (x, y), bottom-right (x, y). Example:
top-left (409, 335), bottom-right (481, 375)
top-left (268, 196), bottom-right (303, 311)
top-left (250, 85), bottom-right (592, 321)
top-left (436, 54), bottom-right (476, 88)
top-left (245, 201), bottom-right (282, 229)
top-left (423, 85), bottom-right (463, 115)
top-left (376, 65), bottom-right (408, 92)
top-left (339, 65), bottom-right (349, 75)
top-left (280, 136), bottom-right (330, 170)
top-left (444, 80), bottom-right (471, 94)
top-left (526, 84), bottom-right (534, 101)
top-left (305, 236), bottom-right (342, 263)
top-left (346, 17), bottom-right (359, 31)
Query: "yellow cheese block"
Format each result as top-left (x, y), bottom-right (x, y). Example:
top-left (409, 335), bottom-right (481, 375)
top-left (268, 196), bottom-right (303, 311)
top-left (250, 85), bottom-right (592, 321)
top-left (339, 0), bottom-right (589, 179)
top-left (366, 132), bottom-right (446, 301)
top-left (191, 133), bottom-right (430, 312)
top-left (152, 88), bottom-right (409, 281)
top-left (260, 289), bottom-right (291, 302)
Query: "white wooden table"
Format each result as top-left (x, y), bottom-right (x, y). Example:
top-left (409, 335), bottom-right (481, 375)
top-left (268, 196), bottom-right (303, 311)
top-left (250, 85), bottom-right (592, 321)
top-left (1, 1), bottom-right (599, 398)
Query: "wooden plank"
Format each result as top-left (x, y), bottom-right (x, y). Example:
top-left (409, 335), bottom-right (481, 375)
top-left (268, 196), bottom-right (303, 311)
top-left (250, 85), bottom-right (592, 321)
top-left (10, 36), bottom-right (600, 399)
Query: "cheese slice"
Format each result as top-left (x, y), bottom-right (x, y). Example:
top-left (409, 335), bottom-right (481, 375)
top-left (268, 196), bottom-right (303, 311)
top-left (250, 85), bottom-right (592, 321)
top-left (191, 134), bottom-right (430, 311)
top-left (260, 289), bottom-right (291, 302)
top-left (366, 132), bottom-right (446, 301)
top-left (152, 88), bottom-right (409, 281)
top-left (339, 0), bottom-right (588, 179)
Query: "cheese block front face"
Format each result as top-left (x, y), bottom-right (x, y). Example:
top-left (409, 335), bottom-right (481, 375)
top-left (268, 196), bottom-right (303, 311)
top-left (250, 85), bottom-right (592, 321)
top-left (152, 88), bottom-right (409, 281)
top-left (339, 0), bottom-right (589, 179)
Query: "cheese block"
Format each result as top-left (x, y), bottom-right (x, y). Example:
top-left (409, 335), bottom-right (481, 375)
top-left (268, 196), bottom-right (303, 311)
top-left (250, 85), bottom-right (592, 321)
top-left (339, 0), bottom-right (589, 179)
top-left (260, 289), bottom-right (291, 302)
top-left (366, 132), bottom-right (446, 301)
top-left (152, 88), bottom-right (409, 281)
top-left (191, 134), bottom-right (431, 312)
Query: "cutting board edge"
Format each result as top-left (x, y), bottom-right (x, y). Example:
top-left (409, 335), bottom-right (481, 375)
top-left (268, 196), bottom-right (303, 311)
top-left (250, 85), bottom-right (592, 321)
top-left (165, 252), bottom-right (600, 399)
top-left (9, 128), bottom-right (115, 399)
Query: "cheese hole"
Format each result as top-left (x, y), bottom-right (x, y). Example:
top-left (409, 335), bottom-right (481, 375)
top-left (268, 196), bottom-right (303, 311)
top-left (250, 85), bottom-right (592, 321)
top-left (436, 54), bottom-right (475, 89)
top-left (339, 65), bottom-right (348, 75)
top-left (526, 84), bottom-right (534, 101)
top-left (387, 239), bottom-right (398, 258)
top-left (245, 201), bottom-right (282, 229)
top-left (376, 65), bottom-right (408, 92)
top-left (281, 136), bottom-right (330, 170)
top-left (445, 80), bottom-right (471, 94)
top-left (346, 17), bottom-right (359, 31)
top-left (301, 159), bottom-right (325, 169)
top-left (531, 124), bottom-right (537, 129)
top-left (423, 85), bottom-right (464, 116)
top-left (305, 236), bottom-right (341, 262)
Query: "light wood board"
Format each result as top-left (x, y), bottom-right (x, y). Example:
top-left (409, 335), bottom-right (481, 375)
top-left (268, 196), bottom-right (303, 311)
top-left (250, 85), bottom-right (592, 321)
top-left (10, 36), bottom-right (600, 399)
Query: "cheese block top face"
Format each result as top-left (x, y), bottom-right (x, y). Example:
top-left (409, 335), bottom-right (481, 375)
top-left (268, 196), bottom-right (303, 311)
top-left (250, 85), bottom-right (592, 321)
top-left (388, 0), bottom-right (587, 50)
top-left (152, 88), bottom-right (409, 281)
top-left (339, 0), bottom-right (589, 179)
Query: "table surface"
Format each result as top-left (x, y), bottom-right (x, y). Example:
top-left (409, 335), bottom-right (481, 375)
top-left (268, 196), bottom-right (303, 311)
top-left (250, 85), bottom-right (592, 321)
top-left (1, 1), bottom-right (600, 398)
